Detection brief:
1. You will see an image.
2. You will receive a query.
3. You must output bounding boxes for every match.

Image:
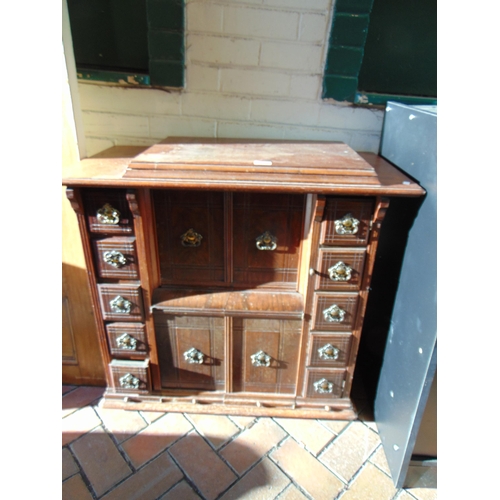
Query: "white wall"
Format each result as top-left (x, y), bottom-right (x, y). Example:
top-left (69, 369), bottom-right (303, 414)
top-left (77, 0), bottom-right (384, 157)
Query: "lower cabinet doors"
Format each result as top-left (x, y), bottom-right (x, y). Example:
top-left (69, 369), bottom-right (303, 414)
top-left (154, 313), bottom-right (302, 395)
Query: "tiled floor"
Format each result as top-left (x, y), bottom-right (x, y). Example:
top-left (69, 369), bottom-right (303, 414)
top-left (62, 385), bottom-right (437, 500)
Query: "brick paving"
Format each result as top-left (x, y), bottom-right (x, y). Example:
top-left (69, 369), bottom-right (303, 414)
top-left (62, 386), bottom-right (437, 500)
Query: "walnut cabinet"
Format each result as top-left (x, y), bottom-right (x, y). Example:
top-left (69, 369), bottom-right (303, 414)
top-left (63, 139), bottom-right (424, 419)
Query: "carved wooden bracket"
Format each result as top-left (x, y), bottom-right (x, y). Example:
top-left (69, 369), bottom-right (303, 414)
top-left (126, 190), bottom-right (140, 218)
top-left (65, 188), bottom-right (82, 215)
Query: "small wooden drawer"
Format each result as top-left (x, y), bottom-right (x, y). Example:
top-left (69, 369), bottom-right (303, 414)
top-left (307, 334), bottom-right (352, 368)
top-left (304, 369), bottom-right (345, 399)
top-left (83, 189), bottom-right (134, 235)
top-left (313, 248), bottom-right (366, 291)
top-left (311, 293), bottom-right (359, 331)
top-left (93, 237), bottom-right (139, 280)
top-left (98, 284), bottom-right (144, 322)
top-left (106, 323), bottom-right (148, 358)
top-left (320, 198), bottom-right (373, 246)
top-left (109, 359), bottom-right (150, 394)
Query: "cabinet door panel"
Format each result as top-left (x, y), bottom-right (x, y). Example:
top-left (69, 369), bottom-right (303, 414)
top-left (154, 190), bottom-right (225, 285)
top-left (232, 318), bottom-right (301, 394)
top-left (233, 193), bottom-right (304, 288)
top-left (155, 314), bottom-right (225, 391)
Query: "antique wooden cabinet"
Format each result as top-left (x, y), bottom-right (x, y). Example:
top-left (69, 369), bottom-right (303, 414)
top-left (63, 138), bottom-right (424, 419)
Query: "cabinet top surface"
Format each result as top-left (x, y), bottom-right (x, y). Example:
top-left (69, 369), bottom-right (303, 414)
top-left (62, 138), bottom-right (424, 196)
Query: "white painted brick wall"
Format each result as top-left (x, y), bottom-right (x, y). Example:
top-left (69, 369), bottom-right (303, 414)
top-left (78, 0), bottom-right (384, 154)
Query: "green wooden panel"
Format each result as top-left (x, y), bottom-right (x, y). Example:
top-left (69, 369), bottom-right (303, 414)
top-left (68, 0), bottom-right (185, 87)
top-left (67, 0), bottom-right (149, 72)
top-left (357, 0), bottom-right (436, 97)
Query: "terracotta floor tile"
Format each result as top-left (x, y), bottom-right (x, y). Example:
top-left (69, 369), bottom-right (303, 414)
top-left (62, 406), bottom-right (102, 446)
top-left (62, 386), bottom-right (105, 417)
top-left (62, 448), bottom-right (79, 481)
top-left (70, 427), bottom-right (132, 497)
top-left (62, 385), bottom-right (76, 395)
top-left (229, 416), bottom-right (257, 429)
top-left (95, 407), bottom-right (148, 443)
top-left (187, 413), bottom-right (240, 449)
top-left (277, 484), bottom-right (310, 500)
top-left (369, 445), bottom-right (391, 476)
top-left (62, 474), bottom-right (94, 500)
top-left (339, 462), bottom-right (397, 500)
top-left (159, 480), bottom-right (202, 499)
top-left (219, 457), bottom-right (290, 500)
top-left (169, 431), bottom-right (237, 500)
top-left (274, 417), bottom-right (335, 455)
top-left (405, 488), bottom-right (437, 500)
top-left (318, 419), bottom-right (349, 436)
top-left (140, 410), bottom-right (167, 424)
top-left (101, 451), bottom-right (183, 500)
top-left (220, 418), bottom-right (287, 475)
top-left (121, 412), bottom-right (192, 468)
top-left (270, 437), bottom-right (344, 500)
top-left (319, 421), bottom-right (380, 483)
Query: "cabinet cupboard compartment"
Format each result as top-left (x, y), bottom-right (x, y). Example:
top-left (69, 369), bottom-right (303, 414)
top-left (106, 323), bottom-right (148, 358)
top-left (320, 198), bottom-right (373, 246)
top-left (109, 359), bottom-right (150, 394)
top-left (93, 237), bottom-right (139, 280)
top-left (153, 190), bottom-right (225, 285)
top-left (232, 192), bottom-right (305, 288)
top-left (82, 188), bottom-right (134, 235)
top-left (313, 248), bottom-right (366, 292)
top-left (97, 284), bottom-right (144, 322)
top-left (232, 317), bottom-right (302, 395)
top-left (311, 293), bottom-right (359, 332)
top-left (307, 333), bottom-right (352, 368)
top-left (154, 314), bottom-right (225, 391)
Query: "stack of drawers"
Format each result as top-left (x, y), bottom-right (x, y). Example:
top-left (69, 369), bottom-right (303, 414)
top-left (82, 188), bottom-right (151, 394)
top-left (304, 197), bottom-right (375, 402)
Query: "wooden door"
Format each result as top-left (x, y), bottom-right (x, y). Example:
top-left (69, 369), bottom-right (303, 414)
top-left (232, 318), bottom-right (302, 394)
top-left (62, 55), bottom-right (105, 385)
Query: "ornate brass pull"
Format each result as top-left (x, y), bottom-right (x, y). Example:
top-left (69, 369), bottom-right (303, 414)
top-left (256, 231), bottom-right (277, 251)
top-left (97, 203), bottom-right (121, 225)
top-left (251, 350), bottom-right (271, 367)
top-left (322, 304), bottom-right (346, 323)
top-left (328, 261), bottom-right (352, 281)
top-left (119, 373), bottom-right (140, 389)
top-left (314, 378), bottom-right (334, 394)
top-left (318, 344), bottom-right (340, 360)
top-left (181, 228), bottom-right (203, 247)
top-left (103, 250), bottom-right (127, 268)
top-left (183, 347), bottom-right (204, 364)
top-left (334, 213), bottom-right (360, 235)
top-left (116, 333), bottom-right (137, 350)
top-left (109, 295), bottom-right (132, 314)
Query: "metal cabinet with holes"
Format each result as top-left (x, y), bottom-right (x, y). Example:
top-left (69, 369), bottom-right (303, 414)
top-left (63, 138), bottom-right (424, 418)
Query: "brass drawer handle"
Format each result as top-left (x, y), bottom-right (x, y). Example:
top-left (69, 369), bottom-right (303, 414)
top-left (181, 228), bottom-right (203, 247)
top-left (322, 304), bottom-right (346, 323)
top-left (119, 373), bottom-right (140, 390)
top-left (314, 378), bottom-right (334, 394)
top-left (97, 203), bottom-right (121, 225)
top-left (183, 347), bottom-right (204, 364)
top-left (103, 250), bottom-right (127, 268)
top-left (328, 261), bottom-right (352, 281)
top-left (318, 344), bottom-right (340, 360)
top-left (256, 231), bottom-right (277, 251)
top-left (334, 213), bottom-right (360, 235)
top-left (109, 295), bottom-right (132, 314)
top-left (116, 333), bottom-right (137, 350)
top-left (251, 350), bottom-right (271, 367)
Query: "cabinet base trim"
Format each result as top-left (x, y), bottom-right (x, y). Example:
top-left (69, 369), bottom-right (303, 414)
top-left (100, 390), bottom-right (358, 420)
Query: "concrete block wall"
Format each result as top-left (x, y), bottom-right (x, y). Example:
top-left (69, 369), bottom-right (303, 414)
top-left (77, 0), bottom-right (384, 156)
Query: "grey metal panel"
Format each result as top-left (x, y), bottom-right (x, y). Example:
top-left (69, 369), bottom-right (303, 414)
top-left (375, 102), bottom-right (437, 488)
